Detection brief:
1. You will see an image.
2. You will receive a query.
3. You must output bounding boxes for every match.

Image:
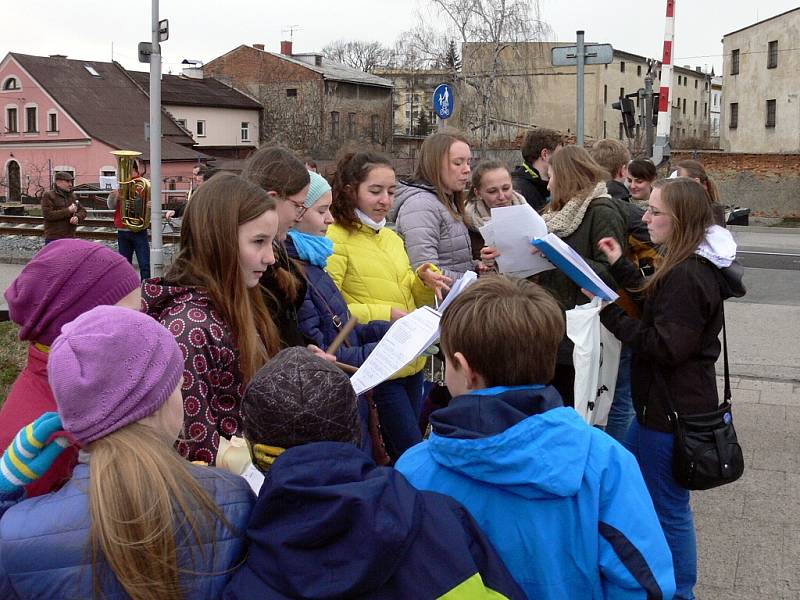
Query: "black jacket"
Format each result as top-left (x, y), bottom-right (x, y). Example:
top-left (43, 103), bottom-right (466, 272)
top-left (605, 179), bottom-right (631, 202)
top-left (259, 241), bottom-right (308, 348)
top-left (511, 165), bottom-right (549, 213)
top-left (600, 255), bottom-right (745, 433)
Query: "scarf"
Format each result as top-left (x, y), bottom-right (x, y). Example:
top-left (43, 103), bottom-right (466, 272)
top-left (287, 230), bottom-right (334, 268)
top-left (355, 208), bottom-right (386, 231)
top-left (463, 191), bottom-right (527, 231)
top-left (542, 182), bottom-right (610, 238)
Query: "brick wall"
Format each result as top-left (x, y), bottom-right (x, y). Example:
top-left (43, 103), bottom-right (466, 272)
top-left (670, 151), bottom-right (800, 217)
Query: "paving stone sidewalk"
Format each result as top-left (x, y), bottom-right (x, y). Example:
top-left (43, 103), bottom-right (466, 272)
top-left (694, 376), bottom-right (800, 600)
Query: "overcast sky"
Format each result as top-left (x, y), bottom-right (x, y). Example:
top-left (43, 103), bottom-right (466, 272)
top-left (3, 0), bottom-right (797, 75)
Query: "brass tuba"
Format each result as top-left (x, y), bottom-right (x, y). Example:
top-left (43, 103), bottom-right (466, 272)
top-left (112, 150), bottom-right (151, 232)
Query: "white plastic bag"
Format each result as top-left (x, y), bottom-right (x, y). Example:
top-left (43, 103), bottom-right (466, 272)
top-left (566, 297), bottom-right (622, 426)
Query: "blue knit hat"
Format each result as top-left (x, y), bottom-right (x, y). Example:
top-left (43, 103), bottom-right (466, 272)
top-left (304, 171), bottom-right (332, 208)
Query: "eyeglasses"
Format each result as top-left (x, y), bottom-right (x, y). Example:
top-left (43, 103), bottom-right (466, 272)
top-left (288, 198), bottom-right (307, 218)
top-left (644, 205), bottom-right (668, 217)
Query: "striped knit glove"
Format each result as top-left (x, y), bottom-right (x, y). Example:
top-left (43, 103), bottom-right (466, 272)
top-left (0, 412), bottom-right (70, 495)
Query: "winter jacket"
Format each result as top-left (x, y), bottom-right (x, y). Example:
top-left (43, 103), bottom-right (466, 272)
top-left (222, 442), bottom-right (525, 600)
top-left (511, 164), bottom-right (549, 213)
top-left (0, 345), bottom-right (78, 497)
top-left (606, 179), bottom-right (632, 202)
top-left (259, 241), bottom-right (309, 348)
top-left (600, 227), bottom-right (746, 433)
top-left (0, 462), bottom-right (253, 599)
top-left (393, 181), bottom-right (474, 281)
top-left (396, 386), bottom-right (676, 600)
top-left (327, 222), bottom-right (433, 379)
top-left (285, 236), bottom-right (390, 367)
top-left (538, 193), bottom-right (628, 313)
top-left (143, 279), bottom-right (245, 465)
top-left (41, 188), bottom-right (86, 240)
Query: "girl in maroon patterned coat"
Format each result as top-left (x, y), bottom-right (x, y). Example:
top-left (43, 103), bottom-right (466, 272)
top-left (143, 173), bottom-right (282, 464)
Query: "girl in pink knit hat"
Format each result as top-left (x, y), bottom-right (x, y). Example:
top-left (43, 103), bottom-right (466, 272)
top-left (0, 239), bottom-right (141, 497)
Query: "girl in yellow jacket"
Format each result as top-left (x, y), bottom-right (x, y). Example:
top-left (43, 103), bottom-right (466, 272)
top-left (328, 151), bottom-right (451, 461)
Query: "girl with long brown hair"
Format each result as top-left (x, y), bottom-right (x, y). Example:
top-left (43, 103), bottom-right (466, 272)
top-left (0, 306), bottom-right (253, 600)
top-left (674, 159), bottom-right (726, 226)
top-left (592, 177), bottom-right (745, 600)
top-left (143, 173), bottom-right (282, 464)
top-left (392, 130), bottom-right (475, 281)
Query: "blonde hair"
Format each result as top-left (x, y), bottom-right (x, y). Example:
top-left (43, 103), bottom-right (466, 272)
top-left (414, 129), bottom-right (471, 220)
top-left (440, 276), bottom-right (564, 386)
top-left (590, 139), bottom-right (630, 179)
top-left (88, 423), bottom-right (235, 600)
top-left (547, 146), bottom-right (611, 211)
top-left (642, 178), bottom-right (713, 295)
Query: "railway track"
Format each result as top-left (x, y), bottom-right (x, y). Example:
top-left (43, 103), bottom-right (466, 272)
top-left (0, 215), bottom-right (180, 243)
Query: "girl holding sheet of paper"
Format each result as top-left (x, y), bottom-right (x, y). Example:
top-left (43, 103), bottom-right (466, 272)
top-left (328, 152), bottom-right (451, 461)
top-left (537, 145), bottom-right (628, 406)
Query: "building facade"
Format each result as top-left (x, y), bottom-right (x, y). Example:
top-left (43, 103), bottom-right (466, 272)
top-left (720, 7), bottom-right (800, 152)
top-left (710, 75), bottom-right (722, 141)
top-left (204, 43), bottom-right (393, 158)
top-left (373, 68), bottom-right (449, 137)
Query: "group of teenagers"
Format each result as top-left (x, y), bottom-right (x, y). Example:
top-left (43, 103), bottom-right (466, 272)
top-left (0, 127), bottom-right (745, 600)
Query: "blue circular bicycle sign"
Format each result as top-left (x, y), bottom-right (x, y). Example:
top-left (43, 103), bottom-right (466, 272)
top-left (433, 83), bottom-right (454, 120)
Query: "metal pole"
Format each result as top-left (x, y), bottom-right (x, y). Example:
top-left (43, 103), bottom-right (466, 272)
top-left (653, 0), bottom-right (675, 165)
top-left (149, 0), bottom-right (163, 277)
top-left (576, 30), bottom-right (585, 146)
top-left (645, 75), bottom-right (655, 156)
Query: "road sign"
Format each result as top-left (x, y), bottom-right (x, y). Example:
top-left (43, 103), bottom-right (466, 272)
top-left (433, 83), bottom-right (454, 120)
top-left (551, 43), bottom-right (614, 66)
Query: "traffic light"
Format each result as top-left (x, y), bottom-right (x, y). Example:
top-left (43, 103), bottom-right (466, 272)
top-left (612, 97), bottom-right (636, 139)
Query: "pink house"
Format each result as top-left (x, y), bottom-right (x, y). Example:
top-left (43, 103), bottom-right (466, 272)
top-left (0, 53), bottom-right (207, 202)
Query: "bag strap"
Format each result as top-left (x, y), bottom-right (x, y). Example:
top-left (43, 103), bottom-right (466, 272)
top-left (721, 300), bottom-right (731, 403)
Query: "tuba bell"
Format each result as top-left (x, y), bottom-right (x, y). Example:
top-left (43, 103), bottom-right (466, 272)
top-left (112, 150), bottom-right (151, 233)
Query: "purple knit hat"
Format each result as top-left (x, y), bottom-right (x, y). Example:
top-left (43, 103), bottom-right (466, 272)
top-left (4, 239), bottom-right (140, 346)
top-left (49, 305), bottom-right (185, 445)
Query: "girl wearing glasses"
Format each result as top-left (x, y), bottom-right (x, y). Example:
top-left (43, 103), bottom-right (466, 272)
top-left (591, 178), bottom-right (745, 600)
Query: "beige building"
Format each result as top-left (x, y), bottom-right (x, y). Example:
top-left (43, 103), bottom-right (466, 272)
top-left (720, 7), bottom-right (800, 153)
top-left (373, 68), bottom-right (449, 137)
top-left (459, 42), bottom-right (711, 148)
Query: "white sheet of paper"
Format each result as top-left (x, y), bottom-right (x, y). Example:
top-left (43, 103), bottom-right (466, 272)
top-left (437, 270), bottom-right (477, 314)
top-left (491, 204), bottom-right (555, 278)
top-left (350, 306), bottom-right (442, 395)
top-left (240, 463), bottom-right (265, 495)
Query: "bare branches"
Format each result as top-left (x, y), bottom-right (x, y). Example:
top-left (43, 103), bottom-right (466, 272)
top-left (321, 39), bottom-right (392, 73)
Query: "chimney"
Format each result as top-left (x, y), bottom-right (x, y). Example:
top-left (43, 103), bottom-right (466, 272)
top-left (695, 66), bottom-right (702, 72)
top-left (252, 43), bottom-right (265, 51)
top-left (280, 40), bottom-right (293, 56)
top-left (315, 54), bottom-right (323, 67)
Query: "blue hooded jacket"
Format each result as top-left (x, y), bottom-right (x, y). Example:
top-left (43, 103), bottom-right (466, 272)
top-left (285, 235), bottom-right (390, 368)
top-left (396, 387), bottom-right (676, 600)
top-left (223, 442), bottom-right (526, 599)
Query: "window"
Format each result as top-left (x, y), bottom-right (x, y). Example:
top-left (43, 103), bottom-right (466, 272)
top-left (731, 49), bottom-right (740, 75)
top-left (348, 112), bottom-right (356, 138)
top-left (682, 99), bottom-right (686, 114)
top-left (729, 103), bottom-right (738, 128)
top-left (766, 99), bottom-right (776, 128)
top-left (618, 122), bottom-right (623, 140)
top-left (694, 79), bottom-right (698, 89)
top-left (47, 111), bottom-right (58, 132)
top-left (240, 121), bottom-right (250, 141)
top-left (83, 64), bottom-right (101, 78)
top-left (176, 119), bottom-right (187, 129)
top-left (768, 40), bottom-right (778, 69)
top-left (603, 121), bottom-right (607, 138)
top-left (620, 61), bottom-right (625, 73)
top-left (677, 75), bottom-right (681, 85)
top-left (6, 106), bottom-right (17, 132)
top-left (371, 114), bottom-right (381, 143)
top-left (53, 165), bottom-right (75, 181)
top-left (705, 81), bottom-right (709, 90)
top-left (704, 102), bottom-right (708, 116)
top-left (25, 106), bottom-right (37, 132)
top-left (286, 88), bottom-right (297, 97)
top-left (196, 120), bottom-right (206, 137)
top-left (2, 77), bottom-right (20, 91)
top-left (694, 100), bottom-right (697, 116)
top-left (330, 111), bottom-right (339, 139)
top-left (603, 85), bottom-right (607, 105)
top-left (637, 65), bottom-right (642, 76)
top-left (619, 87), bottom-right (624, 100)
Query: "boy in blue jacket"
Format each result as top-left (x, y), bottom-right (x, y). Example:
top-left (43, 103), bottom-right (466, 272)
top-left (396, 276), bottom-right (676, 599)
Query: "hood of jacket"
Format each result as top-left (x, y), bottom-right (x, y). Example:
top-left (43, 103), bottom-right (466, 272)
top-left (695, 225), bottom-right (746, 299)
top-left (238, 442), bottom-right (428, 597)
top-left (389, 180), bottom-right (438, 223)
top-left (142, 278), bottom-right (209, 321)
top-left (427, 387), bottom-right (591, 499)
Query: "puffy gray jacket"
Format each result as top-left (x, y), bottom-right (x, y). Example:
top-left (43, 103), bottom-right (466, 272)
top-left (393, 182), bottom-right (474, 281)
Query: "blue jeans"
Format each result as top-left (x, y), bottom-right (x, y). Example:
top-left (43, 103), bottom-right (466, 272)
top-left (371, 371), bottom-right (424, 461)
top-left (625, 420), bottom-right (696, 600)
top-left (117, 229), bottom-right (150, 279)
top-left (605, 345), bottom-right (635, 442)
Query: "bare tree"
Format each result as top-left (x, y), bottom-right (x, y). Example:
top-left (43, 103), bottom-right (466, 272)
top-left (322, 40), bottom-right (392, 73)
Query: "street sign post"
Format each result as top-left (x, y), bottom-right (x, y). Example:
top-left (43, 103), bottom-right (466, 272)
top-left (433, 83), bottom-right (454, 131)
top-left (551, 36), bottom-right (614, 145)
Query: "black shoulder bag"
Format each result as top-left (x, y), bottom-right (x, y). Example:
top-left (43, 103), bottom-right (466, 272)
top-left (663, 302), bottom-right (745, 490)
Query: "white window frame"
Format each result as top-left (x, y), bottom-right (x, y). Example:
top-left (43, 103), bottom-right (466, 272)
top-left (47, 109), bottom-right (58, 133)
top-left (240, 121), bottom-right (250, 142)
top-left (176, 118), bottom-right (187, 129)
top-left (53, 165), bottom-right (76, 182)
top-left (196, 119), bottom-right (206, 137)
top-left (1, 76), bottom-right (21, 92)
top-left (24, 103), bottom-right (38, 133)
top-left (5, 104), bottom-right (19, 134)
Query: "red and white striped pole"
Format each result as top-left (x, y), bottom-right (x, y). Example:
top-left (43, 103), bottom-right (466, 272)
top-left (653, 0), bottom-right (675, 164)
